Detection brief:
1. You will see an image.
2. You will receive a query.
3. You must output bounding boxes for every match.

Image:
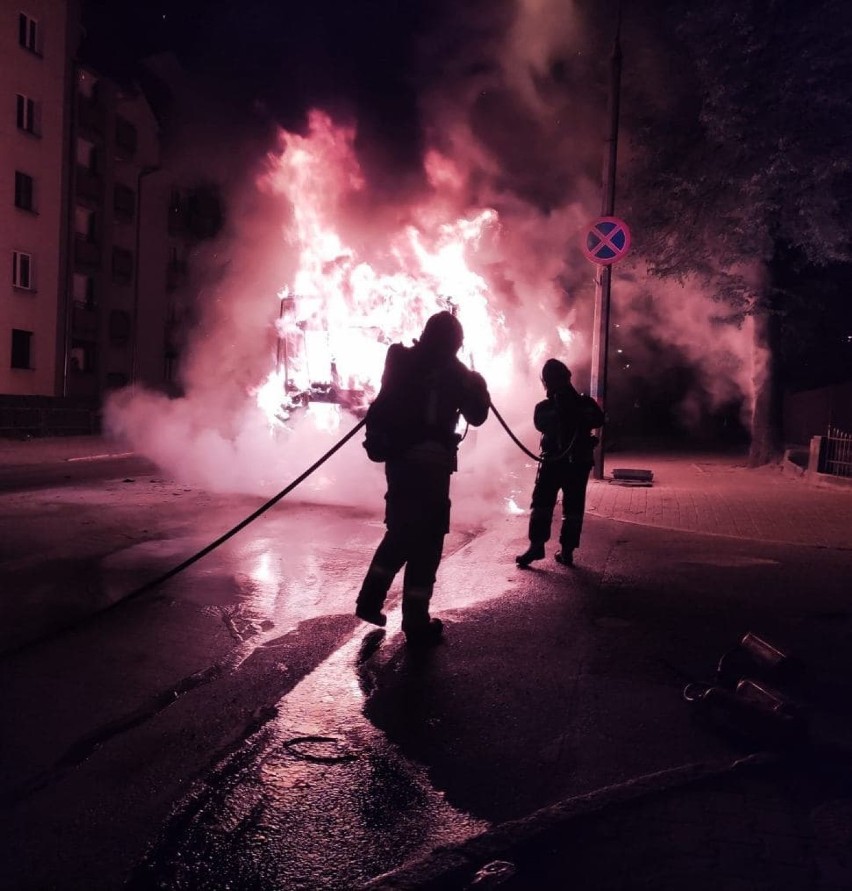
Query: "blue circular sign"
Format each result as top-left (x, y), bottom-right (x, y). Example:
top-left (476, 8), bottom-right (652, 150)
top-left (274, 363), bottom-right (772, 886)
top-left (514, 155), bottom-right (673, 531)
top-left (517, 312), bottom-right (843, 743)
top-left (581, 216), bottom-right (631, 265)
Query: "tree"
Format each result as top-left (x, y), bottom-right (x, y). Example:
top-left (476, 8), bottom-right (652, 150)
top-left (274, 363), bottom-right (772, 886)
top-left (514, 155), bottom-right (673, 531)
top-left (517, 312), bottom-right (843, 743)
top-left (623, 0), bottom-right (852, 463)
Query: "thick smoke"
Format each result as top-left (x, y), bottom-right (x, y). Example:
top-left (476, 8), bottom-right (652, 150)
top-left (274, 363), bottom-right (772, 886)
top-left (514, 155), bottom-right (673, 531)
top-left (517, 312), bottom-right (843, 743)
top-left (105, 0), bottom-right (758, 520)
top-left (415, 0), bottom-right (758, 435)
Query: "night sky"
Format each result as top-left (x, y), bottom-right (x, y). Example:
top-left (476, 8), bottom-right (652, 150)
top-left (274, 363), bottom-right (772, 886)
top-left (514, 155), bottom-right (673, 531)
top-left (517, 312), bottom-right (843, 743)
top-left (80, 0), bottom-right (462, 174)
top-left (79, 0), bottom-right (619, 198)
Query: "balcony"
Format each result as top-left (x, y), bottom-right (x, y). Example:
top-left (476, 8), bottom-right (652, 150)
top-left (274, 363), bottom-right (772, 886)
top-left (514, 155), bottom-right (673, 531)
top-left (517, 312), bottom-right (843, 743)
top-left (113, 184), bottom-right (136, 221)
top-left (111, 248), bottom-right (134, 284)
top-left (74, 238), bottom-right (101, 269)
top-left (185, 188), bottom-right (223, 239)
top-left (75, 166), bottom-right (104, 204)
top-left (167, 187), bottom-right (223, 240)
top-left (72, 301), bottom-right (98, 336)
top-left (76, 96), bottom-right (106, 136)
top-left (114, 116), bottom-right (137, 160)
top-left (109, 309), bottom-right (132, 345)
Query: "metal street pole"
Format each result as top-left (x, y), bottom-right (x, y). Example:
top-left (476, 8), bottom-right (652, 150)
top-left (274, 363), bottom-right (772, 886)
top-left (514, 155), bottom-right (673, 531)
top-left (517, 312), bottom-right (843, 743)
top-left (590, 5), bottom-right (623, 481)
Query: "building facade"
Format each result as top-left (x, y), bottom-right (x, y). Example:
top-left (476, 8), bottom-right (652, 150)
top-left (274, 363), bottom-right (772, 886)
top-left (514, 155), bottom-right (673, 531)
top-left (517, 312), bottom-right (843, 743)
top-left (67, 64), bottom-right (163, 397)
top-left (0, 0), bottom-right (78, 396)
top-left (1, 3), bottom-right (213, 431)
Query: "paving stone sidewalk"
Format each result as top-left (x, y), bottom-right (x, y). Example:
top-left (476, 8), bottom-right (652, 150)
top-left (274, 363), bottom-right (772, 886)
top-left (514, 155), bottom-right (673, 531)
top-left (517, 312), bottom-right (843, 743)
top-left (587, 452), bottom-right (852, 550)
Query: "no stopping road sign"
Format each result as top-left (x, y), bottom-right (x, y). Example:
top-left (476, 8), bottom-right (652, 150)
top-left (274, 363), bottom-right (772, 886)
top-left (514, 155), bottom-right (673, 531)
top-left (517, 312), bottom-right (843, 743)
top-left (581, 216), bottom-right (631, 265)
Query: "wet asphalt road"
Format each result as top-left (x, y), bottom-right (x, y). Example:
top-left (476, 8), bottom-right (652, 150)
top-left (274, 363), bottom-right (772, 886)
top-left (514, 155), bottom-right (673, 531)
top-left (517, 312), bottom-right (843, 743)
top-left (1, 455), bottom-right (851, 889)
top-left (0, 453), bottom-right (151, 494)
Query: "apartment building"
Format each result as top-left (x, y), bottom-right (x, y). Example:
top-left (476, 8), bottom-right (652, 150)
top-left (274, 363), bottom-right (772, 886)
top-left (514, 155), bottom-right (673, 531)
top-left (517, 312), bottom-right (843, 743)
top-left (1, 4), bottom-right (221, 432)
top-left (68, 64), bottom-right (163, 397)
top-left (0, 0), bottom-right (78, 396)
top-left (66, 58), bottom-right (221, 400)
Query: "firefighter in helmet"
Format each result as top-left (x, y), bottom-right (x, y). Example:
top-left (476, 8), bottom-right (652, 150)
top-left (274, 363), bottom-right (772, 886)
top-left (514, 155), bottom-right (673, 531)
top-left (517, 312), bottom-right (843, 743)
top-left (356, 310), bottom-right (490, 645)
top-left (516, 358), bottom-right (604, 568)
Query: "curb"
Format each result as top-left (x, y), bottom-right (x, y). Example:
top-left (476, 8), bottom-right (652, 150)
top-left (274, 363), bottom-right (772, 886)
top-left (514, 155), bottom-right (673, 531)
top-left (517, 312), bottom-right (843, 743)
top-left (805, 469), bottom-right (852, 490)
top-left (359, 753), bottom-right (780, 890)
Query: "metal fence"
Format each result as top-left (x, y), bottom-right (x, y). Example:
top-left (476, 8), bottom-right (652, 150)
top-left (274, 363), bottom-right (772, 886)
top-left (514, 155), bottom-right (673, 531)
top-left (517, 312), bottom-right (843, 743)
top-left (820, 426), bottom-right (852, 478)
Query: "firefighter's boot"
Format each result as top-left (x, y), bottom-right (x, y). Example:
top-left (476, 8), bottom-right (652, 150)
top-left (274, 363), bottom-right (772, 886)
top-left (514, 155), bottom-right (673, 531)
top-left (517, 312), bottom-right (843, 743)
top-left (402, 585), bottom-right (443, 646)
top-left (355, 564), bottom-right (393, 627)
top-left (554, 549), bottom-right (574, 566)
top-left (516, 542), bottom-right (545, 568)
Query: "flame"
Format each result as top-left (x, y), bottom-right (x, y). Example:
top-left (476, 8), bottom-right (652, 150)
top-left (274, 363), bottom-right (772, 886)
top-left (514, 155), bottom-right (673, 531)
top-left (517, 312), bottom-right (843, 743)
top-left (252, 111), bottom-right (515, 427)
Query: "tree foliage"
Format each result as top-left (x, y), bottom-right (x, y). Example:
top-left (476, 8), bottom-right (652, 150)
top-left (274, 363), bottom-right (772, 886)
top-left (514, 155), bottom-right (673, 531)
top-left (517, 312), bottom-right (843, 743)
top-left (624, 0), bottom-right (852, 304)
top-left (621, 0), bottom-right (852, 461)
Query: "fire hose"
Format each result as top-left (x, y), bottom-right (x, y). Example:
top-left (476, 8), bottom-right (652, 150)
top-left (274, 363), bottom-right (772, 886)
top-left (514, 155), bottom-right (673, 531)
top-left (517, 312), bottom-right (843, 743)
top-left (489, 401), bottom-right (577, 464)
top-left (117, 400), bottom-right (543, 605)
top-left (121, 416), bottom-right (367, 604)
top-left (487, 401), bottom-right (541, 462)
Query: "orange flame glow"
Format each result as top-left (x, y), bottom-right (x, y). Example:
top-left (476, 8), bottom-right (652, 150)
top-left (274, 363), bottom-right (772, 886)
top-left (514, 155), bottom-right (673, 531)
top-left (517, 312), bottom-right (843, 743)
top-left (253, 111), bottom-right (515, 426)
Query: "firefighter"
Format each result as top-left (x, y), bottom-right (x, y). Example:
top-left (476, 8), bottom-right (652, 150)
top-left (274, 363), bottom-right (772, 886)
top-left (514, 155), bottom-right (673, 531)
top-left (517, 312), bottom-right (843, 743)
top-left (516, 359), bottom-right (604, 568)
top-left (356, 311), bottom-right (490, 646)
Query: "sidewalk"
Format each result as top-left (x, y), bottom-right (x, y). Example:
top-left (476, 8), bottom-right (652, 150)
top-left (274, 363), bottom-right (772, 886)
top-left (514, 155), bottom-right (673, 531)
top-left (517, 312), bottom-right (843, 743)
top-left (587, 451), bottom-right (852, 551)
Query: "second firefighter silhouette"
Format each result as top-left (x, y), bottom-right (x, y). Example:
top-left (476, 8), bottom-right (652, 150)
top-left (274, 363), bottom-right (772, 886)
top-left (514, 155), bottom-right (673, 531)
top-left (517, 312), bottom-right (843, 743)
top-left (357, 311), bottom-right (491, 645)
top-left (516, 359), bottom-right (604, 568)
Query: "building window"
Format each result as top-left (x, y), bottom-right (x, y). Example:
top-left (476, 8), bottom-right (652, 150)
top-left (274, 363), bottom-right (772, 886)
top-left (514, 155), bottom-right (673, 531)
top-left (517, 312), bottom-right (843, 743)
top-left (11, 329), bottom-right (33, 369)
top-left (111, 247), bottom-right (134, 283)
top-left (74, 206), bottom-right (96, 241)
top-left (114, 117), bottom-right (138, 157)
top-left (76, 137), bottom-right (98, 172)
top-left (113, 183), bottom-right (136, 220)
top-left (16, 94), bottom-right (37, 134)
top-left (109, 310), bottom-right (132, 344)
top-left (70, 340), bottom-right (96, 373)
top-left (14, 172), bottom-right (35, 211)
top-left (185, 185), bottom-right (223, 239)
top-left (18, 13), bottom-right (38, 54)
top-left (12, 251), bottom-right (33, 289)
top-left (72, 273), bottom-right (96, 308)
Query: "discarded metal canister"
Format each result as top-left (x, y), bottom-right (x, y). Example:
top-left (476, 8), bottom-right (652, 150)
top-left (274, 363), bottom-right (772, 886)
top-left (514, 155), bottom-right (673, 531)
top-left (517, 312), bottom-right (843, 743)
top-left (716, 632), bottom-right (803, 687)
top-left (740, 633), bottom-right (792, 672)
top-left (735, 678), bottom-right (798, 716)
top-left (686, 683), bottom-right (807, 749)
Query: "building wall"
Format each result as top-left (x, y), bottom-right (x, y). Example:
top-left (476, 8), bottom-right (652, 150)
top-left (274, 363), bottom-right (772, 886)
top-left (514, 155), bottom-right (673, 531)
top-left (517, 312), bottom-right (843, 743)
top-left (136, 174), bottom-right (173, 391)
top-left (0, 15), bottom-right (220, 423)
top-left (65, 67), bottom-right (167, 398)
top-left (0, 0), bottom-right (76, 396)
